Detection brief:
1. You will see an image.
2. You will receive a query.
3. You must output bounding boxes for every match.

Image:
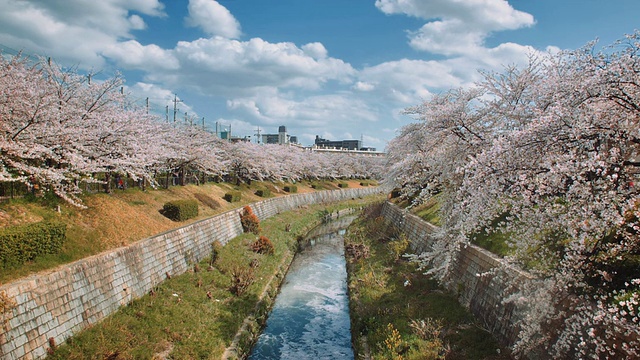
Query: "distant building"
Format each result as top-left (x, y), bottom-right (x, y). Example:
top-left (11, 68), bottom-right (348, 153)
top-left (261, 125), bottom-right (298, 145)
top-left (229, 135), bottom-right (251, 143)
top-left (314, 135), bottom-right (375, 151)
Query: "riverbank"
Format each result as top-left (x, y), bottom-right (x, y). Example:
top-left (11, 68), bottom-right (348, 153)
top-left (345, 203), bottom-right (511, 360)
top-left (0, 179), bottom-right (375, 284)
top-left (44, 195), bottom-right (383, 359)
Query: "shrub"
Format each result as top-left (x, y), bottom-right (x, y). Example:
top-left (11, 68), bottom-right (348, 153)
top-left (240, 206), bottom-right (261, 234)
top-left (380, 323), bottom-right (406, 359)
top-left (210, 240), bottom-right (223, 266)
top-left (283, 185), bottom-right (297, 193)
top-left (255, 188), bottom-right (271, 197)
top-left (0, 221), bottom-right (67, 268)
top-left (251, 236), bottom-right (275, 255)
top-left (338, 183), bottom-right (349, 188)
top-left (345, 243), bottom-right (370, 261)
top-left (388, 235), bottom-right (410, 262)
top-left (229, 265), bottom-right (255, 296)
top-left (223, 191), bottom-right (241, 202)
top-left (161, 200), bottom-right (198, 221)
top-left (360, 181), bottom-right (369, 186)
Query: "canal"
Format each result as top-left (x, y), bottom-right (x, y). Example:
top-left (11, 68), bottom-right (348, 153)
top-left (248, 215), bottom-right (356, 359)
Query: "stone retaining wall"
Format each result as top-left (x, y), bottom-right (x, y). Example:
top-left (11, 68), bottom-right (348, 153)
top-left (0, 187), bottom-right (381, 360)
top-left (380, 201), bottom-right (528, 348)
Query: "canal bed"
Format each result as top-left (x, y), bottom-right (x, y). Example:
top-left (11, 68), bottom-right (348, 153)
top-left (248, 216), bottom-right (356, 359)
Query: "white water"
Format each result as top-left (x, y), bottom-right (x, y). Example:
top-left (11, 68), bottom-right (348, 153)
top-left (248, 217), bottom-right (355, 360)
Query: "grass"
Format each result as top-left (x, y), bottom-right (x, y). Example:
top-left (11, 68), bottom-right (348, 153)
top-left (412, 194), bottom-right (442, 226)
top-left (408, 195), bottom-right (513, 258)
top-left (45, 195), bottom-right (385, 359)
top-left (346, 203), bottom-right (511, 360)
top-left (0, 179), bottom-right (374, 284)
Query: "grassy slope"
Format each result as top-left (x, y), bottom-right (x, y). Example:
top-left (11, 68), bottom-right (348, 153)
top-left (346, 204), bottom-right (511, 360)
top-left (0, 180), bottom-right (369, 283)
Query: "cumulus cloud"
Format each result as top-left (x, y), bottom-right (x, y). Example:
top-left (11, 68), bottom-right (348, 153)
top-left (102, 40), bottom-right (180, 70)
top-left (353, 81), bottom-right (376, 92)
top-left (146, 37), bottom-right (355, 96)
top-left (375, 0), bottom-right (535, 55)
top-left (227, 90), bottom-right (378, 130)
top-left (0, 0), bottom-right (165, 67)
top-left (302, 42), bottom-right (328, 59)
top-left (185, 0), bottom-right (241, 38)
top-left (357, 59), bottom-right (461, 103)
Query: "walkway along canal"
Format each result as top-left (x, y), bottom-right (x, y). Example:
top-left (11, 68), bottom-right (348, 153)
top-left (248, 215), bottom-right (357, 359)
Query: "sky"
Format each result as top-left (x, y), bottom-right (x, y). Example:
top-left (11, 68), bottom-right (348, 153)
top-left (0, 0), bottom-right (639, 151)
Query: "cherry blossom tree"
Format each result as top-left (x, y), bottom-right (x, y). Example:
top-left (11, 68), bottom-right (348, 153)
top-left (390, 33), bottom-right (640, 358)
top-left (1, 52), bottom-right (386, 208)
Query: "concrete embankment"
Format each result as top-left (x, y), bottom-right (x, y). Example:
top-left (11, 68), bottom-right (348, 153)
top-left (379, 201), bottom-right (529, 348)
top-left (0, 187), bottom-right (382, 360)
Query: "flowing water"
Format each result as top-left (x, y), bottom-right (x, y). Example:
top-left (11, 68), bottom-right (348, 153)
top-left (248, 216), bottom-right (356, 360)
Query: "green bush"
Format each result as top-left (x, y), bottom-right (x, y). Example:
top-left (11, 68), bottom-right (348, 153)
top-left (0, 221), bottom-right (67, 268)
top-left (255, 188), bottom-right (271, 197)
top-left (338, 182), bottom-right (349, 188)
top-left (223, 191), bottom-right (242, 202)
top-left (283, 185), bottom-right (297, 193)
top-left (161, 200), bottom-right (199, 221)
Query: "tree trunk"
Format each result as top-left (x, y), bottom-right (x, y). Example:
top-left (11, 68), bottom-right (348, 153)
top-left (104, 172), bottom-right (112, 194)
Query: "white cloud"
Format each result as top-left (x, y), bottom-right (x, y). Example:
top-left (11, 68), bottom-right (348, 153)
top-left (102, 40), bottom-right (179, 70)
top-left (185, 0), bottom-right (241, 38)
top-left (148, 37), bottom-right (355, 96)
top-left (128, 14), bottom-right (146, 30)
top-left (302, 42), bottom-right (328, 59)
top-left (353, 81), bottom-right (376, 92)
top-left (358, 59), bottom-right (461, 103)
top-left (409, 19), bottom-right (485, 55)
top-left (375, 0), bottom-right (535, 55)
top-left (227, 90), bottom-right (378, 130)
top-left (0, 0), bottom-right (165, 68)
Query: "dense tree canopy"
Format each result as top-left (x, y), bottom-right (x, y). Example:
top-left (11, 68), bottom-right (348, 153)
top-left (0, 54), bottom-right (385, 207)
top-left (386, 33), bottom-right (640, 358)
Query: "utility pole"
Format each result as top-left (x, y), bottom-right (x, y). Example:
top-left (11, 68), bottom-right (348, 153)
top-left (173, 94), bottom-right (182, 123)
top-left (146, 97), bottom-right (149, 114)
top-left (254, 127), bottom-right (262, 144)
top-left (202, 117), bottom-right (205, 130)
top-left (165, 105), bottom-right (169, 122)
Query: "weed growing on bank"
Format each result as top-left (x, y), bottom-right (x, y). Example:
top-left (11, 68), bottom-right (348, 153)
top-left (345, 203), bottom-right (511, 360)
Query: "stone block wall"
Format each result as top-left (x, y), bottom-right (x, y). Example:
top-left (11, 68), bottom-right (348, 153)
top-left (0, 187), bottom-right (381, 360)
top-left (380, 201), bottom-right (528, 348)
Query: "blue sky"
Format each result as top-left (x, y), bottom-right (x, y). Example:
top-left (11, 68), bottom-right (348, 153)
top-left (1, 0), bottom-right (638, 151)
